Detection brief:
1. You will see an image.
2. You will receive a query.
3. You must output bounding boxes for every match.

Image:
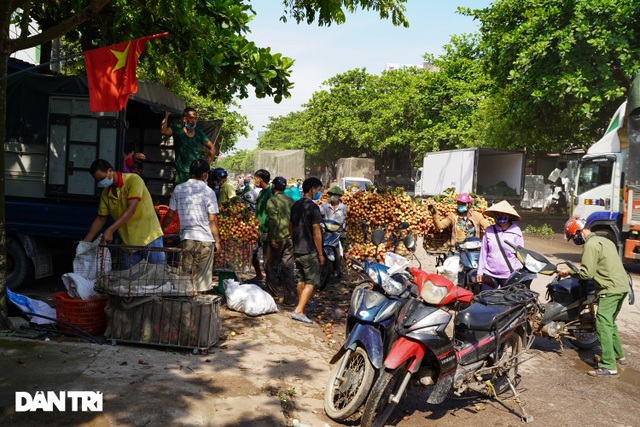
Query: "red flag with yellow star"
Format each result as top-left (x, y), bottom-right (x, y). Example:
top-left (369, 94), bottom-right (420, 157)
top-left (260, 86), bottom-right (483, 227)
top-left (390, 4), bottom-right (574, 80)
top-left (84, 33), bottom-right (168, 112)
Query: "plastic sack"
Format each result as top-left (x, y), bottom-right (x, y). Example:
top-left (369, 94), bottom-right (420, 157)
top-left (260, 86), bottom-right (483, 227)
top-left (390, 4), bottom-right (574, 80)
top-left (436, 255), bottom-right (460, 285)
top-left (61, 273), bottom-right (103, 300)
top-left (224, 279), bottom-right (278, 316)
top-left (73, 235), bottom-right (111, 281)
top-left (6, 288), bottom-right (56, 325)
top-left (385, 252), bottom-right (409, 272)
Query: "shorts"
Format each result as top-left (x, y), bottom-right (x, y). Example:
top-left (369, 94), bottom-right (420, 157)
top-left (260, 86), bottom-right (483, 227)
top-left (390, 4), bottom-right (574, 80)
top-left (294, 253), bottom-right (320, 286)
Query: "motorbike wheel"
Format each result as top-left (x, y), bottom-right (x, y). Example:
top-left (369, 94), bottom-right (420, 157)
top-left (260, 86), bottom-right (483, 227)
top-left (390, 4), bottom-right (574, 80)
top-left (570, 329), bottom-right (599, 349)
top-left (492, 332), bottom-right (522, 394)
top-left (318, 247), bottom-right (334, 291)
top-left (361, 363), bottom-right (409, 427)
top-left (323, 347), bottom-right (376, 421)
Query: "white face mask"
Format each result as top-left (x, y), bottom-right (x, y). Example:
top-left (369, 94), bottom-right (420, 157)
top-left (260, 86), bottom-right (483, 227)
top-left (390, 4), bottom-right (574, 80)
top-left (97, 176), bottom-right (113, 188)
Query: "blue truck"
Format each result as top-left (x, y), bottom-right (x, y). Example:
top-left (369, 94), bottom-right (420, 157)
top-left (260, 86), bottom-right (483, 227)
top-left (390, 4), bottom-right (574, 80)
top-left (4, 70), bottom-right (220, 289)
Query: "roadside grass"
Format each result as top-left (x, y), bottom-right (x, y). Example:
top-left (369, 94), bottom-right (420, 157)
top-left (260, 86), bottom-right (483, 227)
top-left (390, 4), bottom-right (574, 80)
top-left (523, 223), bottom-right (555, 239)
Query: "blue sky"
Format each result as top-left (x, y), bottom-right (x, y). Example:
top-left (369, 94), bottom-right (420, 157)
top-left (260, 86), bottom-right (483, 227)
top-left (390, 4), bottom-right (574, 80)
top-left (232, 0), bottom-right (493, 151)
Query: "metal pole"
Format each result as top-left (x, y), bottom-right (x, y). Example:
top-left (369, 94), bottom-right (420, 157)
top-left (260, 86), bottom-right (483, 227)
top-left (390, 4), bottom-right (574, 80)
top-left (1, 52), bottom-right (84, 81)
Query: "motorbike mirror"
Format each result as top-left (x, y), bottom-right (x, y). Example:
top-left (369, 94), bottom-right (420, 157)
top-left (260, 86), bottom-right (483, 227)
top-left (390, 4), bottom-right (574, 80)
top-left (398, 221), bottom-right (409, 230)
top-left (371, 229), bottom-right (386, 246)
top-left (566, 261), bottom-right (579, 273)
top-left (403, 235), bottom-right (416, 251)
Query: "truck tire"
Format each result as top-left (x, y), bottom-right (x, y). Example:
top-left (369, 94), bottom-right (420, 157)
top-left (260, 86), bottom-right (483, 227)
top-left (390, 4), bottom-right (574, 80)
top-left (7, 237), bottom-right (34, 290)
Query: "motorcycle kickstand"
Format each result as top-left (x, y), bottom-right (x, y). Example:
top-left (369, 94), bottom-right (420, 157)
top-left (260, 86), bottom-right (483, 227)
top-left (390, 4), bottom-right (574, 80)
top-left (506, 376), bottom-right (533, 423)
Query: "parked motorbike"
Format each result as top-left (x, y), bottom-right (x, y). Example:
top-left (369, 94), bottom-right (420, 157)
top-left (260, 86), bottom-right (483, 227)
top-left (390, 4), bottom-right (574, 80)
top-left (323, 226), bottom-right (418, 421)
top-left (440, 237), bottom-right (482, 293)
top-left (319, 219), bottom-right (345, 290)
top-left (504, 241), bottom-right (634, 349)
top-left (361, 277), bottom-right (538, 427)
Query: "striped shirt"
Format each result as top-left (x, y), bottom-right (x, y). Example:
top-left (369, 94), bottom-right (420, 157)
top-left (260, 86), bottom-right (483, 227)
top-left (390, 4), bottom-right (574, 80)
top-left (169, 179), bottom-right (219, 242)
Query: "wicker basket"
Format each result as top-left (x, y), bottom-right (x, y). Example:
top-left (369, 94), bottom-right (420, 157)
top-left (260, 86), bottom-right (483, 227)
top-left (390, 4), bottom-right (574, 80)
top-left (422, 230), bottom-right (451, 253)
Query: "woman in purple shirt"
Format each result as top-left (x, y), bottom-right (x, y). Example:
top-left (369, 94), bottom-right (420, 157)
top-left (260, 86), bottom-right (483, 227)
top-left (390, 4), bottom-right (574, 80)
top-left (476, 201), bottom-right (524, 290)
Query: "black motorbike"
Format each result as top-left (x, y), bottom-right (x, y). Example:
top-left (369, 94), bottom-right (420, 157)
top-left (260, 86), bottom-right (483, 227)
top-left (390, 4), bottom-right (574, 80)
top-left (504, 241), bottom-right (634, 349)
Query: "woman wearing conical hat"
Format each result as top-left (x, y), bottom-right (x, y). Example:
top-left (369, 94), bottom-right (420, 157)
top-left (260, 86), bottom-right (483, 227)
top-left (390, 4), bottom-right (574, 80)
top-left (476, 200), bottom-right (524, 291)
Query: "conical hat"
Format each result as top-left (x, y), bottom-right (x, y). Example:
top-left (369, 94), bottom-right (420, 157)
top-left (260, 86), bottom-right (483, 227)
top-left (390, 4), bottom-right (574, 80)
top-left (484, 200), bottom-right (521, 221)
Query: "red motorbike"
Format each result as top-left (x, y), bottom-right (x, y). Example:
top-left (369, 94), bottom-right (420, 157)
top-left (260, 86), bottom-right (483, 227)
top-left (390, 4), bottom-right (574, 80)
top-left (361, 274), bottom-right (539, 427)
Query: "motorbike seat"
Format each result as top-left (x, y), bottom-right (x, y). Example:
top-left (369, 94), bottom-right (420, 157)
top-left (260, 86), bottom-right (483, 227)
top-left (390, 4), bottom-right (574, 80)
top-left (454, 302), bottom-right (513, 332)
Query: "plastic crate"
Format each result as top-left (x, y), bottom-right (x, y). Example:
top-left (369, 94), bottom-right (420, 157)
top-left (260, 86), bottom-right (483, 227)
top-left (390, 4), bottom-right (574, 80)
top-left (155, 205), bottom-right (180, 235)
top-left (53, 292), bottom-right (108, 335)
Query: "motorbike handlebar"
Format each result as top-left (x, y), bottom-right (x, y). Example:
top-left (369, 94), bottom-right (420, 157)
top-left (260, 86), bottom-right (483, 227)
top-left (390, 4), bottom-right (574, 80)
top-left (566, 261), bottom-right (579, 273)
top-left (347, 256), bottom-right (365, 270)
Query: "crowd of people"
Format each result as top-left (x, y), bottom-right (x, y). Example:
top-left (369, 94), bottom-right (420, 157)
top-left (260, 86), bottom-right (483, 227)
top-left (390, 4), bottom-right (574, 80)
top-left (80, 106), bottom-right (630, 370)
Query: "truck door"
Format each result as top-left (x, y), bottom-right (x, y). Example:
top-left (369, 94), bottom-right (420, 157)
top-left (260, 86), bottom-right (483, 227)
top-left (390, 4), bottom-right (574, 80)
top-left (572, 155), bottom-right (618, 231)
top-left (46, 95), bottom-right (119, 197)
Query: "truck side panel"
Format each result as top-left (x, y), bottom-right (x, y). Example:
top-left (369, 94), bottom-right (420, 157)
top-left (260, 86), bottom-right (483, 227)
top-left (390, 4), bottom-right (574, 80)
top-left (420, 150), bottom-right (475, 196)
top-left (477, 151), bottom-right (524, 198)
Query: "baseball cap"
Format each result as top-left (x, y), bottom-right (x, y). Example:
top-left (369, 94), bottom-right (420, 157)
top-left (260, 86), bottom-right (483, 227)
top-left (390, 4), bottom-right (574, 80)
top-left (272, 176), bottom-right (287, 190)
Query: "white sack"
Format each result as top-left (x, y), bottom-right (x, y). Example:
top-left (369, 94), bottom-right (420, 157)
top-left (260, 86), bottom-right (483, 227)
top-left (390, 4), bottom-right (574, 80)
top-left (224, 279), bottom-right (278, 316)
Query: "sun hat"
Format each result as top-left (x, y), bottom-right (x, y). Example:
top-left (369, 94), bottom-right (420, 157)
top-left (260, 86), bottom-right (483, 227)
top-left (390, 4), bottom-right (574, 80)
top-left (327, 186), bottom-right (343, 196)
top-left (484, 200), bottom-right (521, 221)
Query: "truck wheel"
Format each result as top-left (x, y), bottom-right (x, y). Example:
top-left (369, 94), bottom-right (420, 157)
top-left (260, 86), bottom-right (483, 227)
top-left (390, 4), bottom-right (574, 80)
top-left (7, 237), bottom-right (34, 290)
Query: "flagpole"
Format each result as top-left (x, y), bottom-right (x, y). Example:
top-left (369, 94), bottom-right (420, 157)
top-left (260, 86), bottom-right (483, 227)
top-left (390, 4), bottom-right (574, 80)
top-left (2, 52), bottom-right (85, 81)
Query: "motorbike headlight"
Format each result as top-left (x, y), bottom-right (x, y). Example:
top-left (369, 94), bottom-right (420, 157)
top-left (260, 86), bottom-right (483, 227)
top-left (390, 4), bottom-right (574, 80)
top-left (382, 277), bottom-right (404, 296)
top-left (420, 280), bottom-right (447, 305)
top-left (524, 254), bottom-right (546, 273)
top-left (326, 251), bottom-right (335, 262)
top-left (460, 240), bottom-right (481, 250)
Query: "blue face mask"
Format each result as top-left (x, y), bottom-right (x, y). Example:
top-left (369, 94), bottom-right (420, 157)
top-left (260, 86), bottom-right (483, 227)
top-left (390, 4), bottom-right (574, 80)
top-left (313, 190), bottom-right (322, 201)
top-left (184, 122), bottom-right (196, 130)
top-left (97, 177), bottom-right (113, 188)
top-left (457, 205), bottom-right (468, 214)
top-left (495, 216), bottom-right (510, 225)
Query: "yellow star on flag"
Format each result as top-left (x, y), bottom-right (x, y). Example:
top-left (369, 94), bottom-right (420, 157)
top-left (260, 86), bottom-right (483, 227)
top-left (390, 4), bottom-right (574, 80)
top-left (110, 42), bottom-right (131, 72)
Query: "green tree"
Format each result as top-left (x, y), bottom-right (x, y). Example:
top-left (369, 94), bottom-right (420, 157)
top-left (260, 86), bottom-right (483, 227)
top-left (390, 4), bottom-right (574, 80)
top-left (463, 0), bottom-right (640, 151)
top-left (1, 0), bottom-right (409, 327)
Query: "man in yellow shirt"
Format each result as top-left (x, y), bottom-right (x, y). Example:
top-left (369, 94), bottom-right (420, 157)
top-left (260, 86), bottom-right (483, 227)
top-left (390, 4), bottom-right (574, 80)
top-left (83, 159), bottom-right (165, 268)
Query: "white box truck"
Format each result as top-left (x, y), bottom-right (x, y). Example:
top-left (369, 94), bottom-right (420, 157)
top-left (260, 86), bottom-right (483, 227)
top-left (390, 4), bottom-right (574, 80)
top-left (414, 148), bottom-right (526, 200)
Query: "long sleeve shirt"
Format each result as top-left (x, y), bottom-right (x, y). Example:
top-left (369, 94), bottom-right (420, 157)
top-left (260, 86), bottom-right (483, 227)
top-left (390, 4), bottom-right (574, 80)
top-left (577, 234), bottom-right (629, 295)
top-left (266, 192), bottom-right (295, 244)
top-left (477, 223), bottom-right (524, 279)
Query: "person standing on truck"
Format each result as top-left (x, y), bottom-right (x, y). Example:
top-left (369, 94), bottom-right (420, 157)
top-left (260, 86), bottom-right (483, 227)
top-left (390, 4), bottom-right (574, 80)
top-left (83, 159), bottom-right (165, 268)
top-left (265, 176), bottom-right (297, 305)
top-left (290, 177), bottom-right (325, 324)
top-left (160, 108), bottom-right (215, 185)
top-left (428, 193), bottom-right (492, 247)
top-left (161, 159), bottom-right (221, 292)
top-left (476, 201), bottom-right (524, 290)
top-left (123, 143), bottom-right (145, 174)
top-left (559, 217), bottom-right (629, 378)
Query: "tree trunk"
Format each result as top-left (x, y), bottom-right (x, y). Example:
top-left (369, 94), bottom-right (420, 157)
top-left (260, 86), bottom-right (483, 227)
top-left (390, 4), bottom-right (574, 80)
top-left (0, 51), bottom-right (9, 330)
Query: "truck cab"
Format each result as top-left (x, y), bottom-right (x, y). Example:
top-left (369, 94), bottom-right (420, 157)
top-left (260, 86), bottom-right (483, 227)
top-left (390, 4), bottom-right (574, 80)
top-left (572, 103), bottom-right (626, 249)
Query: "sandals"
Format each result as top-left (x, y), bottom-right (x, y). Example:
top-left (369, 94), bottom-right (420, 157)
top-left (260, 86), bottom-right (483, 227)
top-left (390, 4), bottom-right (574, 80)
top-left (594, 355), bottom-right (628, 366)
top-left (588, 368), bottom-right (619, 378)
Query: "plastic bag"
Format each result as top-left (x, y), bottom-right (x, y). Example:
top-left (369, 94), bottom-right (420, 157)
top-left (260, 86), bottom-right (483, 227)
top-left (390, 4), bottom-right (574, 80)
top-left (6, 288), bottom-right (56, 325)
top-left (61, 273), bottom-right (103, 300)
top-left (224, 279), bottom-right (278, 316)
top-left (73, 235), bottom-right (111, 281)
top-left (436, 255), bottom-right (460, 285)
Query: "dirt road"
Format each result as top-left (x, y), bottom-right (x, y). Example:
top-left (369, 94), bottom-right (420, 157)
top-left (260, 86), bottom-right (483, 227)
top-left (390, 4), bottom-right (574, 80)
top-left (2, 212), bottom-right (640, 427)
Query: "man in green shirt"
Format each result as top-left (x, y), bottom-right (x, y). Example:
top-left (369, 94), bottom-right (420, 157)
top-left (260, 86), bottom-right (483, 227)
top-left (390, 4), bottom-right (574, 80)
top-left (160, 108), bottom-right (215, 185)
top-left (560, 217), bottom-right (630, 378)
top-left (265, 176), bottom-right (296, 304)
top-left (250, 169), bottom-right (273, 281)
